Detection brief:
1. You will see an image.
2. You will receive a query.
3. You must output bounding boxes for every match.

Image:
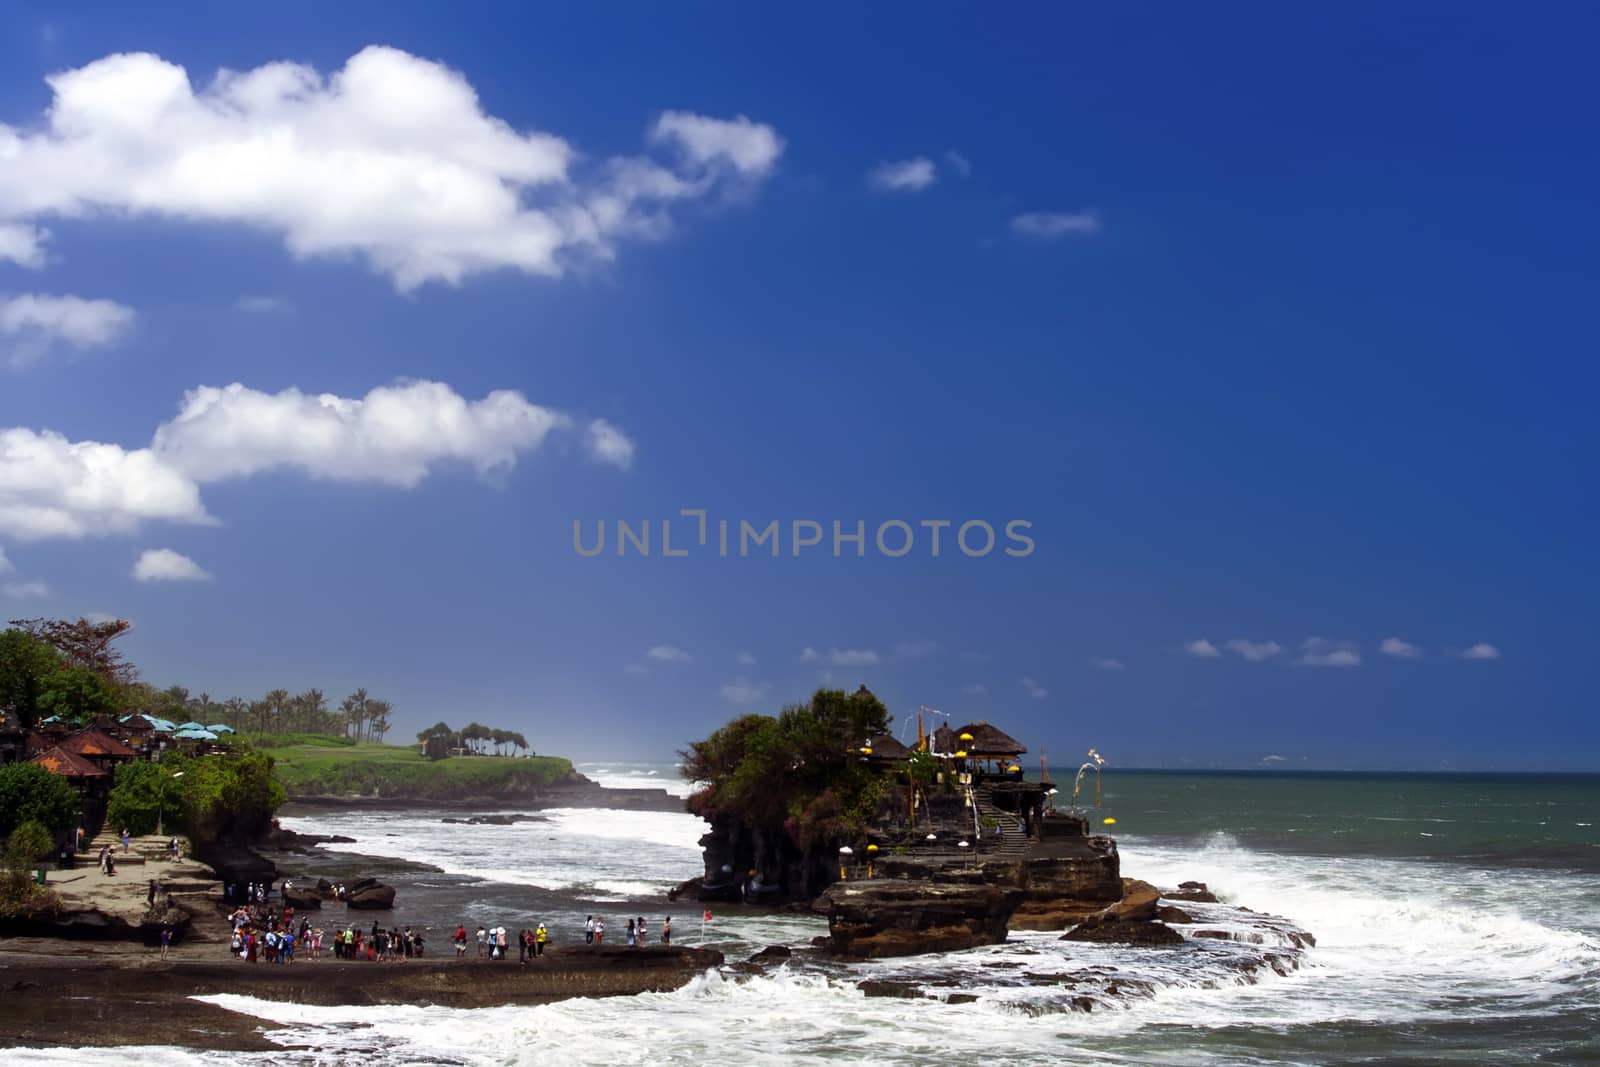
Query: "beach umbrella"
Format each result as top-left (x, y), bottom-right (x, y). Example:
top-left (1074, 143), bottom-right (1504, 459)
top-left (207, 724), bottom-right (236, 734)
top-left (177, 721), bottom-right (206, 731)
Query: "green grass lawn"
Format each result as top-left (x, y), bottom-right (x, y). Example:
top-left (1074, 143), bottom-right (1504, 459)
top-left (252, 736), bottom-right (576, 800)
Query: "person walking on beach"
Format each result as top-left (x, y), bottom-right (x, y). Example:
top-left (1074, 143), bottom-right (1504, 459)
top-left (585, 915), bottom-right (594, 944)
top-left (147, 879), bottom-right (157, 908)
top-left (454, 924), bottom-right (467, 957)
top-left (496, 926), bottom-right (508, 959)
top-left (661, 916), bottom-right (671, 945)
top-left (626, 918), bottom-right (636, 947)
top-left (637, 916), bottom-right (647, 945)
top-left (517, 928), bottom-right (528, 963)
top-left (535, 922), bottom-right (547, 957)
top-left (121, 828), bottom-right (130, 853)
top-left (476, 925), bottom-right (487, 958)
top-left (160, 923), bottom-right (172, 960)
top-left (594, 916), bottom-right (605, 944)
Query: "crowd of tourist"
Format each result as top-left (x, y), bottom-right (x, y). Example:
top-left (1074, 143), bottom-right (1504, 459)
top-left (216, 886), bottom-right (676, 965)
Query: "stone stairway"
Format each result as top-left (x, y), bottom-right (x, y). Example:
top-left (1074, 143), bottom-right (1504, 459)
top-left (971, 783), bottom-right (1029, 858)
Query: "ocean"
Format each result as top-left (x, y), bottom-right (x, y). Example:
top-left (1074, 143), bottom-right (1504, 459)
top-left (8, 765), bottom-right (1598, 1066)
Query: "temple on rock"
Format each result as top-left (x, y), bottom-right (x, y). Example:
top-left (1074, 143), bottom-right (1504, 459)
top-left (682, 685), bottom-right (1126, 956)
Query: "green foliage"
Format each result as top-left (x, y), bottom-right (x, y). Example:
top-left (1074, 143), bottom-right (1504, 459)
top-left (5, 821), bottom-right (53, 866)
top-left (0, 628), bottom-right (61, 730)
top-left (0, 763), bottom-right (79, 838)
top-left (257, 739), bottom-right (572, 799)
top-left (681, 687), bottom-right (892, 849)
top-left (37, 664), bottom-right (118, 721)
top-left (0, 821), bottom-right (61, 920)
top-left (104, 752), bottom-right (286, 844)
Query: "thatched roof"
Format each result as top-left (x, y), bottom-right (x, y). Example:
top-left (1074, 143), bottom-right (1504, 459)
top-left (952, 720), bottom-right (1027, 756)
top-left (858, 733), bottom-right (913, 761)
top-left (32, 745), bottom-right (106, 778)
top-left (61, 727), bottom-right (137, 760)
top-left (852, 684), bottom-right (878, 703)
top-left (119, 714), bottom-right (155, 733)
top-left (930, 723), bottom-right (956, 756)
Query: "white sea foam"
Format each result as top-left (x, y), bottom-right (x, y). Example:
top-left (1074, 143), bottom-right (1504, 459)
top-left (11, 812), bottom-right (1600, 1065)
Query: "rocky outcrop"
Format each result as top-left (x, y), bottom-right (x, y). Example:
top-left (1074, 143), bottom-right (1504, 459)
top-left (341, 878), bottom-right (396, 910)
top-left (440, 814), bottom-right (548, 826)
top-left (814, 879), bottom-right (1023, 958)
top-left (1060, 879), bottom-right (1184, 946)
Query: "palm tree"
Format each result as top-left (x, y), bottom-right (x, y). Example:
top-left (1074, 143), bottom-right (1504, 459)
top-left (296, 688), bottom-right (327, 734)
top-left (366, 699), bottom-right (392, 743)
top-left (341, 688), bottom-right (370, 740)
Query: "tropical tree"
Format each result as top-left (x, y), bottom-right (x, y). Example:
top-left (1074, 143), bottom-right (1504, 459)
top-left (8, 617), bottom-right (136, 685)
top-left (0, 628), bottom-right (60, 730)
top-left (0, 763), bottom-right (79, 838)
top-left (366, 699), bottom-right (392, 742)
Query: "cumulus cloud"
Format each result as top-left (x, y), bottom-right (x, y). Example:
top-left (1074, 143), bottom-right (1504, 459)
top-left (3, 578), bottom-right (50, 599)
top-left (1011, 211), bottom-right (1102, 239)
top-left (0, 48), bottom-right (783, 291)
top-left (943, 150), bottom-right (972, 179)
top-left (1090, 657), bottom-right (1126, 671)
top-left (720, 676), bottom-right (769, 705)
top-left (1226, 639), bottom-right (1282, 663)
top-left (1184, 639), bottom-right (1222, 659)
top-left (646, 644), bottom-right (690, 663)
top-left (1021, 677), bottom-right (1049, 700)
top-left (0, 427), bottom-right (212, 541)
top-left (132, 547), bottom-right (211, 582)
top-left (1380, 637), bottom-right (1422, 660)
top-left (2, 377), bottom-right (630, 542)
top-left (1297, 637), bottom-right (1361, 668)
top-left (868, 157), bottom-right (937, 193)
top-left (1460, 642), bottom-right (1501, 661)
top-left (150, 380), bottom-right (570, 486)
top-left (585, 419), bottom-right (635, 470)
top-left (0, 223), bottom-right (49, 268)
top-left (1, 293), bottom-right (135, 367)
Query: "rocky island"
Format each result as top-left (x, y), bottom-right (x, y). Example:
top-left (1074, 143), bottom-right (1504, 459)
top-left (677, 686), bottom-right (1311, 960)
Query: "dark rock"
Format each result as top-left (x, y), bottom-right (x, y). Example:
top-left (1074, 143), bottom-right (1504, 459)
top-left (440, 814), bottom-right (547, 826)
top-left (1179, 880), bottom-right (1207, 891)
top-left (748, 944), bottom-right (791, 961)
top-left (858, 980), bottom-right (929, 999)
top-left (667, 876), bottom-right (702, 902)
top-left (1156, 905), bottom-right (1194, 924)
top-left (815, 880), bottom-right (1023, 959)
top-left (281, 884), bottom-right (322, 909)
top-left (1062, 919), bottom-right (1185, 946)
top-left (343, 877), bottom-right (396, 910)
top-left (945, 993), bottom-right (979, 1005)
top-left (1191, 929), bottom-right (1233, 940)
top-left (1165, 886), bottom-right (1219, 903)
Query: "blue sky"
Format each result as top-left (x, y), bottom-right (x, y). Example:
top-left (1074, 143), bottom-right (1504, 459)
top-left (1, 3), bottom-right (1594, 769)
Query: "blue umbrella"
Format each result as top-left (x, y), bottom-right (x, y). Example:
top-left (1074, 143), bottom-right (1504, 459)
top-left (174, 728), bottom-right (219, 740)
top-left (206, 723), bottom-right (236, 734)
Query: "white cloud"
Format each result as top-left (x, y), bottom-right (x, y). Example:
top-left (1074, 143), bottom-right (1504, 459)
top-left (1090, 657), bottom-right (1126, 671)
top-left (868, 157), bottom-right (937, 193)
top-left (1011, 211), bottom-right (1102, 239)
top-left (943, 150), bottom-right (971, 179)
top-left (801, 647), bottom-right (879, 666)
top-left (150, 380), bottom-right (571, 487)
top-left (1297, 637), bottom-right (1361, 668)
top-left (736, 650), bottom-right (756, 666)
top-left (0, 427), bottom-right (212, 541)
top-left (235, 295), bottom-right (294, 315)
top-left (585, 419), bottom-right (635, 470)
top-left (646, 645), bottom-right (690, 664)
top-left (0, 546), bottom-right (11, 574)
top-left (0, 223), bottom-right (49, 268)
top-left (893, 639), bottom-right (941, 659)
top-left (720, 676), bottom-right (769, 705)
top-left (2, 377), bottom-right (629, 542)
top-left (1, 293), bottom-right (135, 367)
top-left (1021, 677), bottom-right (1049, 700)
top-left (132, 547), bottom-right (211, 583)
top-left (1260, 754), bottom-right (1287, 764)
top-left (1226, 639), bottom-right (1282, 663)
top-left (1184, 638), bottom-right (1222, 659)
top-left (2, 578), bottom-right (50, 599)
top-left (962, 683), bottom-right (987, 696)
top-left (1460, 642), bottom-right (1501, 661)
top-left (1380, 637), bottom-right (1422, 660)
top-left (0, 49), bottom-right (783, 291)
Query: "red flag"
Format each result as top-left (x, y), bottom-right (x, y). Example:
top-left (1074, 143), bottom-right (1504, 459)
top-left (702, 909), bottom-right (713, 922)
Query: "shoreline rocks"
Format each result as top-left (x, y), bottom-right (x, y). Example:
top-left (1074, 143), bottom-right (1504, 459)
top-left (814, 879), bottom-right (1024, 958)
